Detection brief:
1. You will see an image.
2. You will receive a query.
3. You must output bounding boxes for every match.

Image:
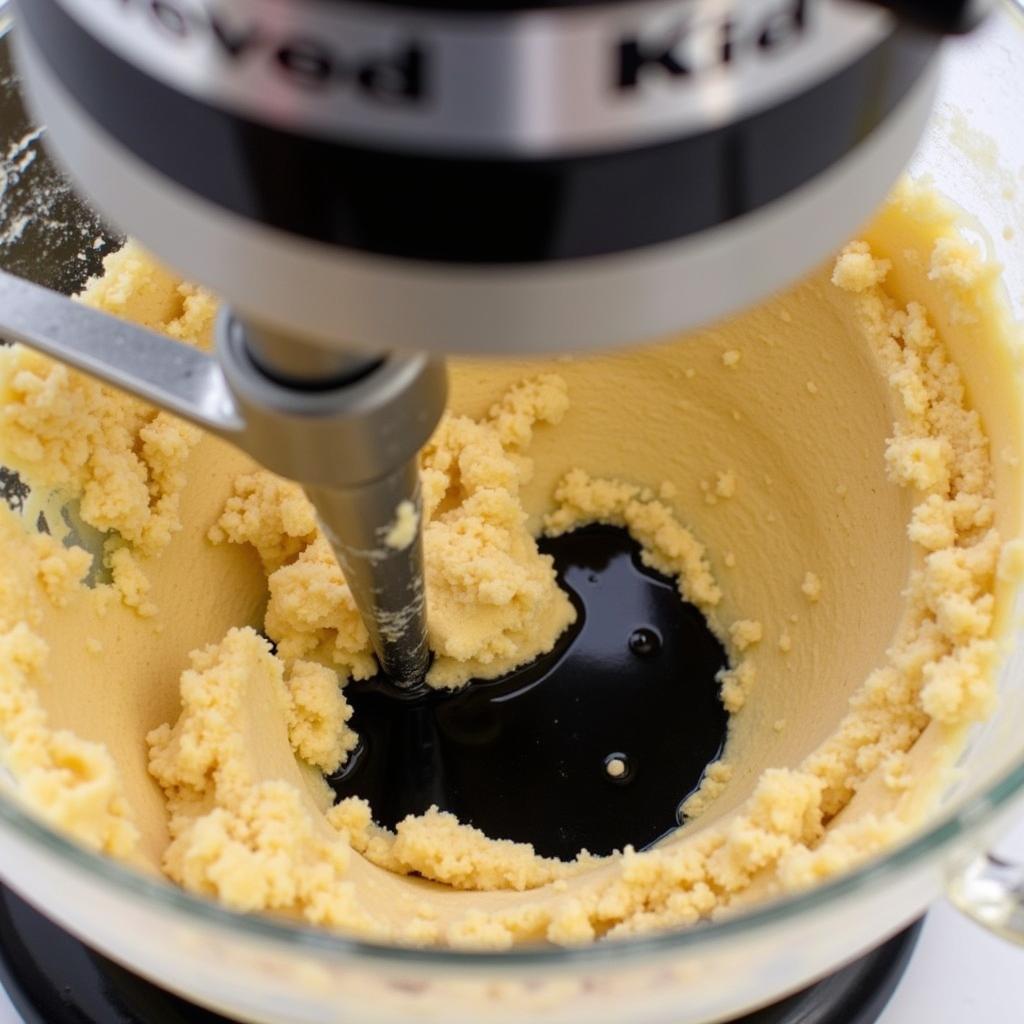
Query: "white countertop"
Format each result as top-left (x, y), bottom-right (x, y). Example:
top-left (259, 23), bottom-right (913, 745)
top-left (874, 814), bottom-right (1024, 1024)
top-left (0, 820), bottom-right (1021, 1024)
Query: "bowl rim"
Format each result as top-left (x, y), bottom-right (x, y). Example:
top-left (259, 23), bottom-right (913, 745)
top-left (2, 0), bottom-right (1024, 974)
top-left (1, 741), bottom-right (1021, 969)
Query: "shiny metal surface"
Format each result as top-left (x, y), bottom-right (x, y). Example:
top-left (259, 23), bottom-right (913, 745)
top-left (308, 462), bottom-right (430, 687)
top-left (215, 315), bottom-right (447, 492)
top-left (0, 266), bottom-right (446, 686)
top-left (0, 267), bottom-right (242, 434)
top-left (219, 314), bottom-right (446, 687)
top-left (243, 321), bottom-right (382, 390)
top-left (13, 21), bottom-right (941, 356)
top-left (40, 0), bottom-right (891, 157)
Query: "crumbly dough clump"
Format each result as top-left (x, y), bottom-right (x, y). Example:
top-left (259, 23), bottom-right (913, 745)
top-left (147, 628), bottom-right (370, 925)
top-left (210, 375), bottom-right (578, 689)
top-left (0, 512), bottom-right (138, 856)
top-left (0, 242), bottom-right (215, 609)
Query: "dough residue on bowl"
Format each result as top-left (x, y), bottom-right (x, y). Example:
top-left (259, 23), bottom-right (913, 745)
top-left (0, 181), bottom-right (1021, 948)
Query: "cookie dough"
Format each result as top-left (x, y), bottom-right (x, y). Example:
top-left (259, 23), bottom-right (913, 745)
top-left (0, 182), bottom-right (1021, 947)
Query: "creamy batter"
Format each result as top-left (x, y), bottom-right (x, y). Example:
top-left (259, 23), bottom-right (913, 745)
top-left (0, 182), bottom-right (1021, 948)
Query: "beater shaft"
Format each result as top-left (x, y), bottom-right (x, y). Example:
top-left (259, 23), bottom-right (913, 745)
top-left (0, 269), bottom-right (445, 687)
top-left (307, 462), bottom-right (430, 686)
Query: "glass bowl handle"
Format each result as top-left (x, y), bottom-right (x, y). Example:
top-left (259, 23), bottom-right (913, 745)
top-left (947, 853), bottom-right (1024, 944)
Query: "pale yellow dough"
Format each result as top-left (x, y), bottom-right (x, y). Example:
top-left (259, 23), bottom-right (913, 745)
top-left (0, 182), bottom-right (1022, 948)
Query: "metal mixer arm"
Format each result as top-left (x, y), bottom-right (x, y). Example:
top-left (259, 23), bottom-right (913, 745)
top-left (0, 267), bottom-right (445, 688)
top-left (0, 269), bottom-right (243, 437)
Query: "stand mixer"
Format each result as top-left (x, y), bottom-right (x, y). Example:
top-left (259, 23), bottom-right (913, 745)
top-left (2, 1), bottom-right (1024, 1023)
top-left (0, 0), bottom-right (990, 856)
top-left (0, 0), bottom-right (981, 664)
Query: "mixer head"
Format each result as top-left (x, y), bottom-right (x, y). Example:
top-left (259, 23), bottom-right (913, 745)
top-left (10, 0), bottom-right (987, 355)
top-left (0, 0), bottom-right (993, 854)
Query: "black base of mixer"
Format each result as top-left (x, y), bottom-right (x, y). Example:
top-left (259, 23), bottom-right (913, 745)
top-left (0, 884), bottom-right (922, 1024)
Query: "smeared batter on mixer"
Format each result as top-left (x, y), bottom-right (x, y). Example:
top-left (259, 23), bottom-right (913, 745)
top-left (0, 182), bottom-right (1021, 947)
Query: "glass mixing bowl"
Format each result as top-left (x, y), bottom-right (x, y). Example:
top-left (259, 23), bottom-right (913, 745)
top-left (1, 5), bottom-right (1024, 1023)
